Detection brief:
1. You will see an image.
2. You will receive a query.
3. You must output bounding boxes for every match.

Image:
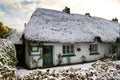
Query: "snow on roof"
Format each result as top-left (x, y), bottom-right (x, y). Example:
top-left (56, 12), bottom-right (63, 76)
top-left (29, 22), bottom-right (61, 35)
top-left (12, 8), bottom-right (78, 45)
top-left (24, 8), bottom-right (120, 43)
top-left (7, 32), bottom-right (23, 44)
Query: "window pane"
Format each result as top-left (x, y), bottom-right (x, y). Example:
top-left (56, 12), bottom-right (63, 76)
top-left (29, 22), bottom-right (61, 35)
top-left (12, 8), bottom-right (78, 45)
top-left (71, 45), bottom-right (73, 53)
top-left (32, 46), bottom-right (39, 52)
top-left (90, 44), bottom-right (93, 52)
top-left (67, 46), bottom-right (69, 50)
top-left (63, 49), bottom-right (65, 54)
top-left (63, 45), bottom-right (65, 49)
top-left (63, 45), bottom-right (66, 54)
top-left (67, 45), bottom-right (70, 53)
top-left (93, 44), bottom-right (95, 52)
top-left (71, 49), bottom-right (73, 53)
top-left (95, 44), bottom-right (98, 52)
top-left (71, 46), bottom-right (73, 49)
top-left (90, 44), bottom-right (92, 48)
top-left (67, 49), bottom-right (70, 53)
top-left (33, 47), bottom-right (37, 51)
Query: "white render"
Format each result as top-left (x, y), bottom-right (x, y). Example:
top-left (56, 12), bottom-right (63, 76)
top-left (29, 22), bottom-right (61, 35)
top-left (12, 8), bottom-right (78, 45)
top-left (24, 8), bottom-right (120, 43)
top-left (25, 42), bottom-right (43, 69)
top-left (25, 41), bottom-right (110, 69)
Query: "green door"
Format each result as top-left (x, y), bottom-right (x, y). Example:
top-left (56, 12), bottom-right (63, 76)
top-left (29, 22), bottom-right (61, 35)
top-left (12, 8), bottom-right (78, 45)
top-left (43, 46), bottom-right (53, 67)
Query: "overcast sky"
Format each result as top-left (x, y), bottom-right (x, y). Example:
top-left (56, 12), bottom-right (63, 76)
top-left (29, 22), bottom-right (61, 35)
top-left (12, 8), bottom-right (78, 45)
top-left (0, 0), bottom-right (120, 31)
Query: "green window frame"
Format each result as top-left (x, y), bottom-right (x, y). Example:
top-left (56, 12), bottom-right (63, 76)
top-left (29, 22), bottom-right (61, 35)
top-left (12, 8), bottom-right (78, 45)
top-left (31, 46), bottom-right (39, 52)
top-left (62, 44), bottom-right (76, 57)
top-left (89, 44), bottom-right (99, 55)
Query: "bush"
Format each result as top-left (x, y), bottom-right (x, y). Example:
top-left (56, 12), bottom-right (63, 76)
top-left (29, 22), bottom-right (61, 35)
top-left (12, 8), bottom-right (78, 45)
top-left (0, 39), bottom-right (17, 79)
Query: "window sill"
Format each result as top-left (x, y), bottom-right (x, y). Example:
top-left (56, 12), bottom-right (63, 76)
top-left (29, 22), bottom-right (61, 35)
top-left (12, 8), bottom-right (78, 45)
top-left (31, 51), bottom-right (39, 52)
top-left (61, 54), bottom-right (76, 57)
top-left (89, 53), bottom-right (99, 55)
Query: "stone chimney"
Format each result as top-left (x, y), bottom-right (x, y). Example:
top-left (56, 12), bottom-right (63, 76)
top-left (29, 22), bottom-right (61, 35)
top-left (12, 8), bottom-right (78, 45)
top-left (85, 13), bottom-right (91, 17)
top-left (62, 6), bottom-right (70, 14)
top-left (112, 17), bottom-right (118, 22)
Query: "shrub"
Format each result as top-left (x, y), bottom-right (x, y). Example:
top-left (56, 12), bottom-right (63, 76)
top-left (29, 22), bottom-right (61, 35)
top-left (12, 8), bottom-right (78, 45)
top-left (0, 39), bottom-right (17, 79)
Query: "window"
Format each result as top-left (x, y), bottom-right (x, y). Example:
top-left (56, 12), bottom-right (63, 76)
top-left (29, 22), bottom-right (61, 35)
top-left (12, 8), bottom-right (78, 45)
top-left (62, 44), bottom-right (76, 57)
top-left (63, 44), bottom-right (74, 54)
top-left (89, 44), bottom-right (99, 55)
top-left (31, 46), bottom-right (39, 52)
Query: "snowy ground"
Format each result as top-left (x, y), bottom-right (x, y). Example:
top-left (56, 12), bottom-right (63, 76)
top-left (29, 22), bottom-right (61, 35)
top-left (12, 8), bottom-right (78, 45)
top-left (16, 62), bottom-right (93, 77)
top-left (15, 60), bottom-right (120, 80)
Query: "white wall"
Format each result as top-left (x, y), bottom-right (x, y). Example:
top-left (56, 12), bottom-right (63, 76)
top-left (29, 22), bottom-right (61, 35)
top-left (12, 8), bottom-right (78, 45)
top-left (25, 42), bottom-right (43, 69)
top-left (51, 42), bottom-right (110, 65)
top-left (25, 42), bottom-right (31, 68)
top-left (25, 42), bottom-right (111, 68)
top-left (29, 47), bottom-right (43, 68)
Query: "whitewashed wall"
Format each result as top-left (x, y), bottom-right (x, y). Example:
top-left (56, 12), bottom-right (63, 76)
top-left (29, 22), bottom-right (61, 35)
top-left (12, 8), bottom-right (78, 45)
top-left (25, 42), bottom-right (110, 68)
top-left (42, 42), bottom-right (110, 65)
top-left (25, 42), bottom-right (30, 68)
top-left (25, 42), bottom-right (43, 69)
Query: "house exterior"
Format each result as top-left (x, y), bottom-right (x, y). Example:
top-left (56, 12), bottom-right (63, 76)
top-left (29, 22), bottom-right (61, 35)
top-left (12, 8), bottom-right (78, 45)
top-left (24, 8), bottom-right (120, 69)
top-left (6, 32), bottom-right (25, 66)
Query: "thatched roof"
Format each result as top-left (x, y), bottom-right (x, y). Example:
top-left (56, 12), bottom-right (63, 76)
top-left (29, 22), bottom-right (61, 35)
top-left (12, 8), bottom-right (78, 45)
top-left (24, 8), bottom-right (120, 43)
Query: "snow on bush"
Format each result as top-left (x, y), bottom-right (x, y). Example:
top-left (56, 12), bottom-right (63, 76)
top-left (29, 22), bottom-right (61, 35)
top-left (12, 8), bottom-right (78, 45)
top-left (16, 59), bottom-right (120, 80)
top-left (0, 39), bottom-right (17, 79)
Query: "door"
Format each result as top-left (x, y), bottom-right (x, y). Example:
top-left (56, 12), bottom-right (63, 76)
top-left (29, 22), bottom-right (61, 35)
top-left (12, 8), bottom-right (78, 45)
top-left (43, 46), bottom-right (53, 67)
top-left (15, 44), bottom-right (25, 67)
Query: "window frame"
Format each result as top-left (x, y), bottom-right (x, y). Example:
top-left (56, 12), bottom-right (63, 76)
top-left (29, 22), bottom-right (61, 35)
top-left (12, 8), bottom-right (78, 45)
top-left (89, 43), bottom-right (99, 55)
top-left (62, 44), bottom-right (76, 57)
top-left (31, 46), bottom-right (39, 52)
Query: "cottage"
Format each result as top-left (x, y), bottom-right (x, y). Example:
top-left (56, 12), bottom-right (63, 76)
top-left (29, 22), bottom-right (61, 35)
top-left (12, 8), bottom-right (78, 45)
top-left (6, 32), bottom-right (25, 66)
top-left (24, 8), bottom-right (120, 69)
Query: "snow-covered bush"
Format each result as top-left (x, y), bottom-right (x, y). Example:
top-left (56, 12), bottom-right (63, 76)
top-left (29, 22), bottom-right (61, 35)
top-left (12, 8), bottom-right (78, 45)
top-left (0, 39), bottom-right (17, 79)
top-left (16, 60), bottom-right (120, 80)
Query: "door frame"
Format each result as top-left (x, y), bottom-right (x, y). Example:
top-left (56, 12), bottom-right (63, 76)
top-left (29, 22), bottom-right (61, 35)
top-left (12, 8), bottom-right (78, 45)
top-left (43, 45), bottom-right (53, 67)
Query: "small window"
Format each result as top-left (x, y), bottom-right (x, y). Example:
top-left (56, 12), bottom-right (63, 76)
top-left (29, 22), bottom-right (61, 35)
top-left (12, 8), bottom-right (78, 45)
top-left (89, 44), bottom-right (99, 55)
top-left (31, 46), bottom-right (39, 52)
top-left (63, 44), bottom-right (74, 54)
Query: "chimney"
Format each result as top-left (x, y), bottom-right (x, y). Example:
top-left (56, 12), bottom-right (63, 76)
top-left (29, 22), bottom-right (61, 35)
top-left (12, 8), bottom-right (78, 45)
top-left (112, 17), bottom-right (118, 22)
top-left (85, 13), bottom-right (91, 17)
top-left (62, 6), bottom-right (70, 14)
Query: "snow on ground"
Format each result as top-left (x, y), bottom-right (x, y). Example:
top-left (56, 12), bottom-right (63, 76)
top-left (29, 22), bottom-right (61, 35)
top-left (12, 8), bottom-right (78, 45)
top-left (15, 62), bottom-right (93, 77)
top-left (15, 60), bottom-right (120, 80)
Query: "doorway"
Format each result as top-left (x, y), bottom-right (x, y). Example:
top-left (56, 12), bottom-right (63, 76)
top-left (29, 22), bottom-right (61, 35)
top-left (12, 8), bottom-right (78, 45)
top-left (43, 46), bottom-right (53, 67)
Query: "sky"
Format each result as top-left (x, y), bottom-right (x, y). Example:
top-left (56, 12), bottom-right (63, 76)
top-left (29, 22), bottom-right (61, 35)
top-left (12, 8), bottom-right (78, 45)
top-left (0, 0), bottom-right (120, 31)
